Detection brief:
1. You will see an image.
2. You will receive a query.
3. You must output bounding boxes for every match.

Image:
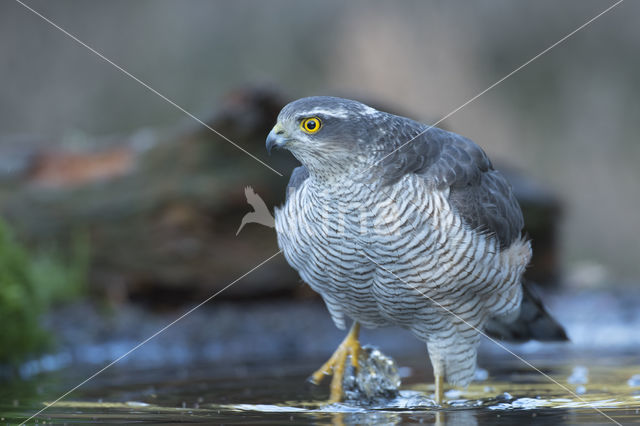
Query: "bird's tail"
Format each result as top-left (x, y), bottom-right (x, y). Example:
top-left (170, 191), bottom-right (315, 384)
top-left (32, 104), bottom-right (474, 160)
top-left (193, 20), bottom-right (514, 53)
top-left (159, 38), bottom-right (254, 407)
top-left (484, 280), bottom-right (568, 343)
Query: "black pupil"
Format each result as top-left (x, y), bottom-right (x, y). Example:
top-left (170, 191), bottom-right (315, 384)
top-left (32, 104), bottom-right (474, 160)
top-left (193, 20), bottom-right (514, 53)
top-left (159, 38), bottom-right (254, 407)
top-left (306, 120), bottom-right (316, 130)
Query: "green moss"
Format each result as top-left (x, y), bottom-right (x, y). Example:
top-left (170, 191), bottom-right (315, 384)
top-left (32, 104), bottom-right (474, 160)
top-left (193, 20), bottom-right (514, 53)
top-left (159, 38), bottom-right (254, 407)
top-left (0, 219), bottom-right (88, 365)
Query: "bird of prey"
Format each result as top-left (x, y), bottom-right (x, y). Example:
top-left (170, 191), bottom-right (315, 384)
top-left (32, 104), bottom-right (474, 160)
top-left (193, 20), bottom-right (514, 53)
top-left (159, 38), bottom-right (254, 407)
top-left (236, 186), bottom-right (275, 236)
top-left (266, 96), bottom-right (566, 404)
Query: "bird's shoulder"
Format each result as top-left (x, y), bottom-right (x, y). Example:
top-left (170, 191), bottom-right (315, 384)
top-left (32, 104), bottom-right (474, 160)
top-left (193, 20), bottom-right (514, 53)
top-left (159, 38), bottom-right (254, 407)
top-left (378, 119), bottom-right (524, 248)
top-left (285, 165), bottom-right (310, 202)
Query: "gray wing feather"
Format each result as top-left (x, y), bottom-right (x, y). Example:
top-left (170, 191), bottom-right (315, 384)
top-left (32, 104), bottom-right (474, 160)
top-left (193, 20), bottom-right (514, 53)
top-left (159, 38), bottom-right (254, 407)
top-left (378, 119), bottom-right (523, 248)
top-left (485, 281), bottom-right (568, 342)
top-left (286, 165), bottom-right (309, 201)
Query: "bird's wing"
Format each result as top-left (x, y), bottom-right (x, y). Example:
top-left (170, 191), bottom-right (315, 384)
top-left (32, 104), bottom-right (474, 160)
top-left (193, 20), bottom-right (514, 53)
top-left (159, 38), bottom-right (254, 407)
top-left (485, 280), bottom-right (568, 342)
top-left (378, 119), bottom-right (524, 248)
top-left (286, 166), bottom-right (309, 201)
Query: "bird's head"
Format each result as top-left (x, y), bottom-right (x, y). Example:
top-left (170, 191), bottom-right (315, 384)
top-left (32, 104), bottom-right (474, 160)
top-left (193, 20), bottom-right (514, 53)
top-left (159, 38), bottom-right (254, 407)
top-left (266, 96), bottom-right (383, 180)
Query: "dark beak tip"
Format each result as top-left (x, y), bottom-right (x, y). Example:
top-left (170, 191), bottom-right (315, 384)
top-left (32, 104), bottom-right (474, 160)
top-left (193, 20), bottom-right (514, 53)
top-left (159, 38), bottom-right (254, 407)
top-left (266, 137), bottom-right (275, 155)
top-left (265, 131), bottom-right (284, 156)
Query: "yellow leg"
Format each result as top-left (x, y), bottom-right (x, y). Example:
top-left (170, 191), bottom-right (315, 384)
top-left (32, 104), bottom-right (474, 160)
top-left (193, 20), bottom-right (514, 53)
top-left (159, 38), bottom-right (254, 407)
top-left (310, 322), bottom-right (361, 403)
top-left (434, 373), bottom-right (444, 405)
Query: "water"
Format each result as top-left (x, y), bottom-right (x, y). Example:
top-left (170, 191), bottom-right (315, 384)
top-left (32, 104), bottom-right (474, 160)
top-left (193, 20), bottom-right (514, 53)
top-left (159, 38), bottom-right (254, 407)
top-left (2, 350), bottom-right (639, 425)
top-left (2, 288), bottom-right (640, 424)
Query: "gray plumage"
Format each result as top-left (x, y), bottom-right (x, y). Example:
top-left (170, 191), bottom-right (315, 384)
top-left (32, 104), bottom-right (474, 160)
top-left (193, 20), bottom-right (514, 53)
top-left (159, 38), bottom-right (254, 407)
top-left (286, 166), bottom-right (309, 196)
top-left (485, 281), bottom-right (568, 342)
top-left (268, 96), bottom-right (565, 388)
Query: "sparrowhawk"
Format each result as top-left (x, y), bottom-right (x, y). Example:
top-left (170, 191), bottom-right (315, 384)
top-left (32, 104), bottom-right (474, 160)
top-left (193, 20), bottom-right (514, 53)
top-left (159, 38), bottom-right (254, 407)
top-left (266, 96), bottom-right (567, 404)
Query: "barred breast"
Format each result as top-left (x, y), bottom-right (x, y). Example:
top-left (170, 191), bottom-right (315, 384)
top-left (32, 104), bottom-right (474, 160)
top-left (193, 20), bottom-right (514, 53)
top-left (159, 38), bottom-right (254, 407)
top-left (274, 173), bottom-right (531, 385)
top-left (275, 177), bottom-right (381, 330)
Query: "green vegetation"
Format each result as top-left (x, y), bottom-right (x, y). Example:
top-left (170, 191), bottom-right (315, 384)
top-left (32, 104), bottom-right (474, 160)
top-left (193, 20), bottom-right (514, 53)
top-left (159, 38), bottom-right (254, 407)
top-left (0, 219), bottom-right (89, 365)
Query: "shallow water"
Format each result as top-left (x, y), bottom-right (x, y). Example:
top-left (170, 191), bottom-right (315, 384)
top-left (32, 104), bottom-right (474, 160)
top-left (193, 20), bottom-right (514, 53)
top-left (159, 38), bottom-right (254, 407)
top-left (2, 288), bottom-right (640, 425)
top-left (2, 351), bottom-right (639, 425)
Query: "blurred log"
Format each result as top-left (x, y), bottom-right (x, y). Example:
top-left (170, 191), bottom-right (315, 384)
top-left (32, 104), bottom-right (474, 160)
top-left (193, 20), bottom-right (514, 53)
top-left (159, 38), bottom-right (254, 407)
top-left (0, 86), bottom-right (299, 304)
top-left (0, 85), bottom-right (561, 306)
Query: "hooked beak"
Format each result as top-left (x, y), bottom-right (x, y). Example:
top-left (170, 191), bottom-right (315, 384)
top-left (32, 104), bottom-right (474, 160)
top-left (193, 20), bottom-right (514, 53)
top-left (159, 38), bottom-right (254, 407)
top-left (266, 123), bottom-right (288, 155)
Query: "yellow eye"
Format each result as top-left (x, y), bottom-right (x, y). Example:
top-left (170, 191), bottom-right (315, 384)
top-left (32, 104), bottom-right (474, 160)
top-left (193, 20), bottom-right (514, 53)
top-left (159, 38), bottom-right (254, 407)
top-left (300, 117), bottom-right (321, 134)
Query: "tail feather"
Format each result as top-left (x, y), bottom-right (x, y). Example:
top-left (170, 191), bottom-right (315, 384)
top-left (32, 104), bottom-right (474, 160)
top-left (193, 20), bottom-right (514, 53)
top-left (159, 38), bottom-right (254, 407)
top-left (485, 281), bottom-right (568, 343)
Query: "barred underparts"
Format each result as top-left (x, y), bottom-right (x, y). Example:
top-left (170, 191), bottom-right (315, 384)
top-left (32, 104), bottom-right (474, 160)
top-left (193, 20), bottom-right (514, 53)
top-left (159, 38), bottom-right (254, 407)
top-left (268, 96), bottom-right (564, 394)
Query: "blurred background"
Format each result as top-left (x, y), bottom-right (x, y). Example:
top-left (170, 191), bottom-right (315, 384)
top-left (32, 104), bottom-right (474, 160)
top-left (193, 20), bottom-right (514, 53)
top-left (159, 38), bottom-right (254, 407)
top-left (0, 0), bottom-right (639, 423)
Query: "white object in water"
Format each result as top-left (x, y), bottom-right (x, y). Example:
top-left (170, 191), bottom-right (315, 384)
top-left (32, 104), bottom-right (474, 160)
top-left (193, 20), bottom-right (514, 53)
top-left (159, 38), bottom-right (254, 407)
top-left (568, 366), bottom-right (589, 384)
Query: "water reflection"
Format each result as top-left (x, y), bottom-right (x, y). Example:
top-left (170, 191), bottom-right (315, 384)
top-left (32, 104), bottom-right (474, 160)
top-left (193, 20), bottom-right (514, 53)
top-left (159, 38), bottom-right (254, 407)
top-left (2, 352), bottom-right (639, 424)
top-left (310, 409), bottom-right (479, 426)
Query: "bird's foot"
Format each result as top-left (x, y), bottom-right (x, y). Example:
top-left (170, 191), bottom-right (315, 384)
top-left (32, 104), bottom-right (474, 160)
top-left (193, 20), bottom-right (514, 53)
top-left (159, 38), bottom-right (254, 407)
top-left (310, 322), bottom-right (361, 403)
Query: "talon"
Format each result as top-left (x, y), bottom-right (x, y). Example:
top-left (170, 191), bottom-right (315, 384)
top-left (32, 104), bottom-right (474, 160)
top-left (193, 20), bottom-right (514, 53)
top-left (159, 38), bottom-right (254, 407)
top-left (310, 322), bottom-right (361, 403)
